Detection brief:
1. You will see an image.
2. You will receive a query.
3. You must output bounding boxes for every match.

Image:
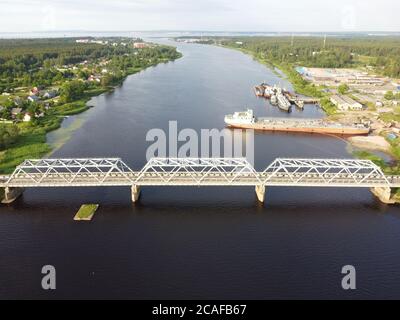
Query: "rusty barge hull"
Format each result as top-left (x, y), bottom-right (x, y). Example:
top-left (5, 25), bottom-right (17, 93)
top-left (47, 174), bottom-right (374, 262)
top-left (227, 123), bottom-right (370, 135)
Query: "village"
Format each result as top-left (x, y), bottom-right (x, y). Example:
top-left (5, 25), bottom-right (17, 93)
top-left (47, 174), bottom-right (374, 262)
top-left (0, 38), bottom-right (152, 124)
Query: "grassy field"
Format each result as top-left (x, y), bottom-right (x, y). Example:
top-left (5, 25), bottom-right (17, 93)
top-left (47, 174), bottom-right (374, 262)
top-left (0, 95), bottom-right (9, 104)
top-left (0, 87), bottom-right (110, 173)
top-left (0, 127), bottom-right (51, 173)
top-left (74, 204), bottom-right (99, 221)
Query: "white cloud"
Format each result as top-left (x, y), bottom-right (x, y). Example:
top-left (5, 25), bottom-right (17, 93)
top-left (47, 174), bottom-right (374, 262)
top-left (0, 0), bottom-right (399, 32)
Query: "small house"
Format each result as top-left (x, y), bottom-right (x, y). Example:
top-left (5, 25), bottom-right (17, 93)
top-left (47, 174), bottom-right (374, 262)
top-left (30, 87), bottom-right (41, 95)
top-left (88, 75), bottom-right (101, 83)
top-left (23, 113), bottom-right (32, 122)
top-left (43, 90), bottom-right (58, 99)
top-left (28, 95), bottom-right (40, 103)
top-left (133, 42), bottom-right (149, 49)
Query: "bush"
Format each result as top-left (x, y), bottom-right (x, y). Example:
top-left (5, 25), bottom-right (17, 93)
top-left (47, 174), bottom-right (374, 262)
top-left (60, 80), bottom-right (86, 103)
top-left (0, 124), bottom-right (19, 150)
top-left (338, 84), bottom-right (350, 95)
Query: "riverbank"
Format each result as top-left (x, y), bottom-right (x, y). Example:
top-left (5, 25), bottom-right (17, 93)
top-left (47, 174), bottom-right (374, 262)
top-left (223, 45), bottom-right (336, 114)
top-left (220, 43), bottom-right (400, 176)
top-left (0, 51), bottom-right (182, 174)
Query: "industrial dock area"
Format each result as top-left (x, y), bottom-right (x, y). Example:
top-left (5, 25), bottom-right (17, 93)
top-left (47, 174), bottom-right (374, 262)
top-left (254, 83), bottom-right (319, 112)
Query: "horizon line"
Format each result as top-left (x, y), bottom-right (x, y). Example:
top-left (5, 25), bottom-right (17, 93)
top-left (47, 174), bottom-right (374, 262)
top-left (1, 30), bottom-right (400, 34)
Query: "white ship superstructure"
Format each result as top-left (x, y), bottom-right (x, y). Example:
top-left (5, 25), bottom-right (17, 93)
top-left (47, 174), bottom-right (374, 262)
top-left (224, 109), bottom-right (255, 126)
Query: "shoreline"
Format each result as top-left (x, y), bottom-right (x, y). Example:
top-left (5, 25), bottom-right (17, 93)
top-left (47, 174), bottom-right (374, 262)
top-left (0, 52), bottom-right (182, 174)
top-left (221, 44), bottom-right (399, 170)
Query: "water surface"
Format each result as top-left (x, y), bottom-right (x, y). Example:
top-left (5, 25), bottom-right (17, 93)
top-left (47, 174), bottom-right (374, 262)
top-left (1, 41), bottom-right (399, 299)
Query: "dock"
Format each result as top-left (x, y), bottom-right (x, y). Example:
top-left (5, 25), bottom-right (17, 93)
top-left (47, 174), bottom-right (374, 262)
top-left (254, 83), bottom-right (320, 108)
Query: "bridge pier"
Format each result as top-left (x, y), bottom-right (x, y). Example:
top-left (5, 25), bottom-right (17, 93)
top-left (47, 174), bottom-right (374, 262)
top-left (371, 187), bottom-right (397, 204)
top-left (2, 187), bottom-right (24, 204)
top-left (131, 185), bottom-right (141, 203)
top-left (255, 185), bottom-right (266, 203)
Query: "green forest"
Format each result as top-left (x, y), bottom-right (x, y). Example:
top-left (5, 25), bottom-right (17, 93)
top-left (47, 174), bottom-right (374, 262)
top-left (0, 38), bottom-right (181, 92)
top-left (220, 36), bottom-right (400, 78)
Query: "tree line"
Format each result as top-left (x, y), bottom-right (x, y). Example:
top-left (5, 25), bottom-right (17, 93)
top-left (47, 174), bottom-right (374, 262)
top-left (220, 36), bottom-right (400, 78)
top-left (0, 38), bottom-right (181, 93)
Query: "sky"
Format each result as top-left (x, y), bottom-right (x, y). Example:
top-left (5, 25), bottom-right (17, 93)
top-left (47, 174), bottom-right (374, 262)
top-left (0, 0), bottom-right (399, 33)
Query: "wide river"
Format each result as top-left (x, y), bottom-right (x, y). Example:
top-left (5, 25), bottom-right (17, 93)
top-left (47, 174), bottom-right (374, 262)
top-left (1, 40), bottom-right (400, 299)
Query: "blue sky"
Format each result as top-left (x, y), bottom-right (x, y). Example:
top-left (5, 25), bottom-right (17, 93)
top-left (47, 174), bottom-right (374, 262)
top-left (0, 0), bottom-right (399, 32)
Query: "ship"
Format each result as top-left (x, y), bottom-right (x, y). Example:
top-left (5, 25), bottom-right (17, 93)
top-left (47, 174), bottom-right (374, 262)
top-left (270, 95), bottom-right (278, 105)
top-left (276, 92), bottom-right (291, 112)
top-left (224, 109), bottom-right (370, 135)
top-left (294, 100), bottom-right (304, 109)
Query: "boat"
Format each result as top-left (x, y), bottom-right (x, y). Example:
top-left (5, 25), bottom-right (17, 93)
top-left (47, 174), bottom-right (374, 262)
top-left (295, 100), bottom-right (304, 109)
top-left (224, 109), bottom-right (370, 135)
top-left (277, 92), bottom-right (292, 112)
top-left (254, 86), bottom-right (265, 97)
top-left (264, 86), bottom-right (274, 98)
top-left (224, 109), bottom-right (256, 126)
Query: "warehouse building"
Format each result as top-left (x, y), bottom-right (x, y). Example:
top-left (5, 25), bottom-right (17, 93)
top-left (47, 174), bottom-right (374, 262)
top-left (330, 95), bottom-right (363, 111)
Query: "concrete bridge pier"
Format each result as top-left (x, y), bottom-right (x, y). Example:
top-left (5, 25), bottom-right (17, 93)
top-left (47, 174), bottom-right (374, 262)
top-left (131, 185), bottom-right (141, 203)
top-left (371, 187), bottom-right (397, 204)
top-left (255, 185), bottom-right (266, 203)
top-left (2, 187), bottom-right (24, 204)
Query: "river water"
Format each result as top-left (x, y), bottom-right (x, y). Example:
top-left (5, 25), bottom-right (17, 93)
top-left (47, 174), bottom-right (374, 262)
top-left (1, 40), bottom-right (400, 299)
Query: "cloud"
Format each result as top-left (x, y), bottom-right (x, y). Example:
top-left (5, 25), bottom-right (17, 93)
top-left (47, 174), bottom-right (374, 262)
top-left (0, 0), bottom-right (399, 32)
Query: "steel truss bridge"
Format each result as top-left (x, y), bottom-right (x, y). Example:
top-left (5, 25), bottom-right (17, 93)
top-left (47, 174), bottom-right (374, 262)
top-left (1, 157), bottom-right (399, 204)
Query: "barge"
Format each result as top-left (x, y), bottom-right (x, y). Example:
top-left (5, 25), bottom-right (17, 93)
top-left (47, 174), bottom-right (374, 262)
top-left (224, 109), bottom-right (370, 135)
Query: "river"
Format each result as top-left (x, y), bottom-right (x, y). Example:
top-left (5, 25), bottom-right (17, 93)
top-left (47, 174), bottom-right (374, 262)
top-left (1, 40), bottom-right (400, 299)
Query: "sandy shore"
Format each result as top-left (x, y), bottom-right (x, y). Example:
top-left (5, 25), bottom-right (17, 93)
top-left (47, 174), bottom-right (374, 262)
top-left (348, 135), bottom-right (392, 153)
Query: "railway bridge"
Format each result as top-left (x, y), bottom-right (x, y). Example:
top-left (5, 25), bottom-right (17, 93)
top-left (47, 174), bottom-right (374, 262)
top-left (1, 157), bottom-right (399, 204)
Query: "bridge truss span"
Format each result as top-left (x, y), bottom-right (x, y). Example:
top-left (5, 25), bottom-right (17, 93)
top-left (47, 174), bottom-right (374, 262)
top-left (1, 157), bottom-right (399, 205)
top-left (6, 158), bottom-right (136, 187)
top-left (261, 158), bottom-right (391, 187)
top-left (135, 158), bottom-right (261, 186)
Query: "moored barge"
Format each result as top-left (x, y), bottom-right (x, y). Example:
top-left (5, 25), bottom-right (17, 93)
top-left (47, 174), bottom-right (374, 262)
top-left (224, 109), bottom-right (370, 135)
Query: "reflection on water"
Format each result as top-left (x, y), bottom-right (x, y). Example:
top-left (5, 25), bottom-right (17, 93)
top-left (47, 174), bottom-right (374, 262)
top-left (1, 40), bottom-right (400, 299)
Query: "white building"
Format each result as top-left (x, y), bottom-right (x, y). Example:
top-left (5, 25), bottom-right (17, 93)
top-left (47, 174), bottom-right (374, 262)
top-left (330, 95), bottom-right (363, 111)
top-left (23, 113), bottom-right (32, 122)
top-left (28, 95), bottom-right (40, 103)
